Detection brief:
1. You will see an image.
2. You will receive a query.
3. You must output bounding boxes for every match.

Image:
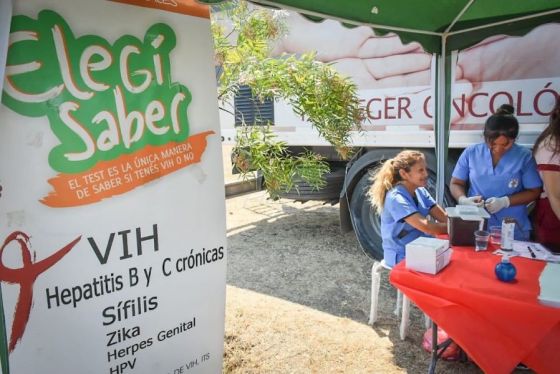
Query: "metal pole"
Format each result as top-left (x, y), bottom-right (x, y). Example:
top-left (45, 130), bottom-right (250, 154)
top-left (428, 321), bottom-right (438, 374)
top-left (445, 0), bottom-right (475, 33)
top-left (449, 8), bottom-right (560, 36)
top-left (435, 35), bottom-right (447, 205)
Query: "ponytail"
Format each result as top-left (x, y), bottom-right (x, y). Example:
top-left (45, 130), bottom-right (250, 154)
top-left (368, 150), bottom-right (425, 212)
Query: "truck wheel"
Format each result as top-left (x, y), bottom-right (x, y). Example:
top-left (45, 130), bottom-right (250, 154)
top-left (279, 167), bottom-right (345, 201)
top-left (349, 172), bottom-right (383, 260)
top-left (349, 167), bottom-right (453, 260)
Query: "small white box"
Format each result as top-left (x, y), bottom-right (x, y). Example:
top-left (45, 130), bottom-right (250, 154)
top-left (405, 237), bottom-right (452, 274)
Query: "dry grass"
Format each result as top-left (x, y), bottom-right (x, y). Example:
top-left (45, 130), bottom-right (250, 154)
top-left (224, 286), bottom-right (405, 374)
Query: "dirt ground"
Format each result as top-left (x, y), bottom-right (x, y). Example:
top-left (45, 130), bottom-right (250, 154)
top-left (223, 191), bottom-right (494, 374)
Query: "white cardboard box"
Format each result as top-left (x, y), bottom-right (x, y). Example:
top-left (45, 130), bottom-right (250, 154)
top-left (405, 237), bottom-right (452, 274)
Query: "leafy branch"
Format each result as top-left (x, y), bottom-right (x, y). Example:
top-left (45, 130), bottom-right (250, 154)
top-left (211, 1), bottom-right (363, 195)
top-left (233, 126), bottom-right (330, 199)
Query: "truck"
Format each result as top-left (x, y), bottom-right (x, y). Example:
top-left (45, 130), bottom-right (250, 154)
top-left (216, 7), bottom-right (560, 260)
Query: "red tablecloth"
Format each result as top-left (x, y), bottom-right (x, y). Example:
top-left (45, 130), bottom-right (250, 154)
top-left (390, 245), bottom-right (560, 374)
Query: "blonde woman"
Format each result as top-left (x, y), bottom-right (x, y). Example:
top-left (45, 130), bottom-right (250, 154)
top-left (369, 150), bottom-right (447, 267)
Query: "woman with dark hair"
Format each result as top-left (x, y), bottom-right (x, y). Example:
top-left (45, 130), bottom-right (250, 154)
top-left (533, 98), bottom-right (560, 249)
top-left (450, 104), bottom-right (542, 240)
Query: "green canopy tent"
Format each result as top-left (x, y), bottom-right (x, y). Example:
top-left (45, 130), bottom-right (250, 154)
top-left (202, 0), bottom-right (560, 204)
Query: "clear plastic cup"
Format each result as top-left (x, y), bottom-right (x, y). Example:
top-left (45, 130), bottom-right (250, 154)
top-left (474, 230), bottom-right (490, 251)
top-left (490, 226), bottom-right (502, 246)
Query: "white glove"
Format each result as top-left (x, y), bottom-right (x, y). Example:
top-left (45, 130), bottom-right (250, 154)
top-left (458, 195), bottom-right (484, 207)
top-left (485, 196), bottom-right (510, 214)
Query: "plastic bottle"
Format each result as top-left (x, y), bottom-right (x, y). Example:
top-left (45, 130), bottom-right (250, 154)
top-left (495, 255), bottom-right (517, 282)
top-left (501, 218), bottom-right (515, 251)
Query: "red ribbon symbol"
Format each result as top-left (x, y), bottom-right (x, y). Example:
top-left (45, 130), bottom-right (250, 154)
top-left (0, 231), bottom-right (81, 352)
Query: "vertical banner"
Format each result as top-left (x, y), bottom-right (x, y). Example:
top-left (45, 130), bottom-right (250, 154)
top-left (0, 3), bottom-right (14, 373)
top-left (0, 0), bottom-right (227, 373)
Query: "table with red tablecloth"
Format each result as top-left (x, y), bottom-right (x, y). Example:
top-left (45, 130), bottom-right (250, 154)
top-left (390, 245), bottom-right (560, 374)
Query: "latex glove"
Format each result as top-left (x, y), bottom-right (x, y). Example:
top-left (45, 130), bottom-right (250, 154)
top-left (485, 196), bottom-right (510, 214)
top-left (458, 195), bottom-right (484, 207)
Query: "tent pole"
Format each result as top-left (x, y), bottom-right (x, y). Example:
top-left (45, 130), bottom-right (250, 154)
top-left (445, 0), bottom-right (474, 33)
top-left (448, 8), bottom-right (560, 36)
top-left (435, 34), bottom-right (447, 206)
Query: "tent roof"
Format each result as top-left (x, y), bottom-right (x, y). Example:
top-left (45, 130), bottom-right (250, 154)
top-left (200, 0), bottom-right (560, 203)
top-left (201, 0), bottom-right (560, 53)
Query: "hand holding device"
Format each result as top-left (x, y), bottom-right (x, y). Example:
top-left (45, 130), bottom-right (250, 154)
top-left (458, 195), bottom-right (484, 207)
top-left (485, 196), bottom-right (510, 214)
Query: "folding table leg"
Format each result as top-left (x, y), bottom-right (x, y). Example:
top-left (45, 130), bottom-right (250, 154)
top-left (428, 321), bottom-right (454, 374)
top-left (428, 321), bottom-right (438, 374)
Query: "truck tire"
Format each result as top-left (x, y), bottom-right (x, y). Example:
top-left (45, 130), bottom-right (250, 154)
top-left (349, 166), bottom-right (453, 260)
top-left (279, 167), bottom-right (345, 201)
top-left (349, 172), bottom-right (383, 260)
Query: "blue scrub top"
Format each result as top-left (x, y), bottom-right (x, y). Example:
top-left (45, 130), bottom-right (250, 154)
top-left (452, 143), bottom-right (542, 240)
top-left (381, 184), bottom-right (436, 267)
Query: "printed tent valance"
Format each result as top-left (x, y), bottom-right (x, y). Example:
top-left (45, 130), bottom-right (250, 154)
top-left (200, 0), bottom-right (560, 53)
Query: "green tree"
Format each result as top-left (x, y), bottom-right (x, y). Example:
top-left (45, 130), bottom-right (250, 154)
top-left (211, 1), bottom-right (362, 198)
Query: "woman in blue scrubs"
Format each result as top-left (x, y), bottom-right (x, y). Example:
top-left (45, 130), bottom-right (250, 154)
top-left (369, 150), bottom-right (448, 267)
top-left (450, 104), bottom-right (542, 240)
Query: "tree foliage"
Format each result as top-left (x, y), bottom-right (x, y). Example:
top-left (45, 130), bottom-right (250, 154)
top-left (211, 1), bottom-right (363, 197)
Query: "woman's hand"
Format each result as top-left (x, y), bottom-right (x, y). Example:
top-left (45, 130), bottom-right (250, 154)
top-left (457, 24), bottom-right (560, 84)
top-left (450, 177), bottom-right (481, 206)
top-left (458, 195), bottom-right (484, 207)
top-left (404, 212), bottom-right (447, 236)
top-left (484, 196), bottom-right (510, 213)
